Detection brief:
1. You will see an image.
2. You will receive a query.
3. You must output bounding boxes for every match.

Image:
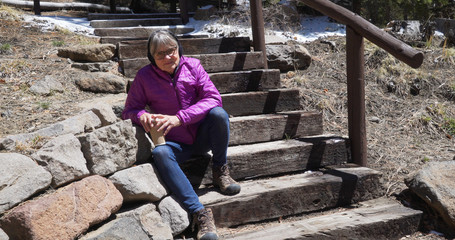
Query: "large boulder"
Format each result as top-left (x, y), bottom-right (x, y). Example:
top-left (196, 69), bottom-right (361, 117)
top-left (133, 124), bottom-right (154, 165)
top-left (0, 110), bottom-right (102, 151)
top-left (76, 93), bottom-right (127, 119)
top-left (117, 204), bottom-right (173, 239)
top-left (81, 204), bottom-right (173, 240)
top-left (75, 71), bottom-right (127, 94)
top-left (32, 134), bottom-right (90, 187)
top-left (57, 44), bottom-right (116, 62)
top-left (71, 62), bottom-right (113, 72)
top-left (266, 43), bottom-right (312, 72)
top-left (117, 204), bottom-right (172, 239)
top-left (158, 196), bottom-right (190, 236)
top-left (0, 175), bottom-right (123, 240)
top-left (29, 75), bottom-right (64, 96)
top-left (0, 229), bottom-right (8, 240)
top-left (406, 160), bottom-right (455, 234)
top-left (0, 153), bottom-right (52, 213)
top-left (385, 20), bottom-right (423, 43)
top-left (89, 102), bottom-right (119, 126)
top-left (108, 163), bottom-right (168, 202)
top-left (57, 110), bottom-right (102, 133)
top-left (79, 119), bottom-right (138, 176)
top-left (79, 217), bottom-right (152, 240)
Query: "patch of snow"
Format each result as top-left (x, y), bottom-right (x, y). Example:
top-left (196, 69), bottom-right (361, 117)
top-left (187, 15), bottom-right (345, 43)
top-left (22, 14), bottom-right (94, 36)
top-left (20, 11), bottom-right (346, 43)
top-left (435, 31), bottom-right (444, 37)
top-left (297, 16), bottom-right (346, 42)
top-left (199, 5), bottom-right (215, 10)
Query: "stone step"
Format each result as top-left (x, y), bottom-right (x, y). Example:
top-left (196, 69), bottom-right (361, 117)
top-left (220, 198), bottom-right (422, 240)
top-left (90, 18), bottom-right (183, 28)
top-left (117, 37), bottom-right (251, 59)
top-left (87, 12), bottom-right (194, 21)
top-left (100, 34), bottom-right (209, 45)
top-left (182, 136), bottom-right (348, 186)
top-left (93, 25), bottom-right (194, 37)
top-left (120, 52), bottom-right (264, 78)
top-left (221, 89), bottom-right (301, 116)
top-left (197, 166), bottom-right (385, 227)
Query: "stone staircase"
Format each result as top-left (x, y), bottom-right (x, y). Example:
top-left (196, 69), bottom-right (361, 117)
top-left (89, 13), bottom-right (423, 239)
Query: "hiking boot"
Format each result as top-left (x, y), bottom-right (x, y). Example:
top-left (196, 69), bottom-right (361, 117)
top-left (192, 208), bottom-right (218, 240)
top-left (212, 165), bottom-right (241, 195)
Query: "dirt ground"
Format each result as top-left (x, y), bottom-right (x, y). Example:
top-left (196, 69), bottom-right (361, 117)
top-left (1, 4), bottom-right (455, 239)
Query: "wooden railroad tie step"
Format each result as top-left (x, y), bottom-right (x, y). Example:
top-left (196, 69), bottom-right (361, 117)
top-left (126, 69), bottom-right (280, 94)
top-left (117, 37), bottom-right (251, 59)
top-left (93, 25), bottom-right (195, 37)
top-left (87, 12), bottom-right (195, 21)
top-left (120, 52), bottom-right (264, 77)
top-left (100, 34), bottom-right (209, 45)
top-left (90, 18), bottom-right (183, 28)
top-left (220, 197), bottom-right (422, 240)
top-left (182, 136), bottom-right (348, 186)
top-left (221, 89), bottom-right (301, 116)
top-left (229, 111), bottom-right (323, 145)
top-left (197, 166), bottom-right (385, 228)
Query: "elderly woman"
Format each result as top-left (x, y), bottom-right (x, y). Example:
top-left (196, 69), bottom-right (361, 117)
top-left (122, 30), bottom-right (240, 240)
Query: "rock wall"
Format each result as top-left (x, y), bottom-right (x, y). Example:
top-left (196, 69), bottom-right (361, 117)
top-left (0, 102), bottom-right (187, 240)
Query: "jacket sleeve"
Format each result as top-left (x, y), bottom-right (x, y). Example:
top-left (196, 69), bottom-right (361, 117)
top-left (121, 73), bottom-right (148, 126)
top-left (176, 62), bottom-right (222, 126)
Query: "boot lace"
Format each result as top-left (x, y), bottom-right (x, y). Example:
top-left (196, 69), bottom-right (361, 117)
top-left (192, 209), bottom-right (215, 234)
top-left (218, 165), bottom-right (234, 186)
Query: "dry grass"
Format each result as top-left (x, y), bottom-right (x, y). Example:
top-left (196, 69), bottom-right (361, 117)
top-left (281, 36), bottom-right (455, 202)
top-left (207, 2), bottom-right (302, 37)
top-left (0, 6), bottom-right (104, 138)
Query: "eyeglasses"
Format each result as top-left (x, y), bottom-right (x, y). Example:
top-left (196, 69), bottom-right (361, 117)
top-left (154, 46), bottom-right (178, 60)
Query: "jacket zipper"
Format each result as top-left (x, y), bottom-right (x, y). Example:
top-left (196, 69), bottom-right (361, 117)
top-left (172, 62), bottom-right (196, 142)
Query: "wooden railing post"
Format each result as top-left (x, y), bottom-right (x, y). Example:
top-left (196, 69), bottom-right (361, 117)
top-left (33, 0), bottom-right (41, 15)
top-left (346, 26), bottom-right (367, 167)
top-left (249, 0), bottom-right (268, 69)
top-left (179, 0), bottom-right (189, 24)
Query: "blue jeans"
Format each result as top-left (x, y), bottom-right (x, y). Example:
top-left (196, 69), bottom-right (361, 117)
top-left (152, 107), bottom-right (230, 214)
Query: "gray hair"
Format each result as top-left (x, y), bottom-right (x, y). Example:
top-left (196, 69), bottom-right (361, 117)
top-left (148, 30), bottom-right (179, 56)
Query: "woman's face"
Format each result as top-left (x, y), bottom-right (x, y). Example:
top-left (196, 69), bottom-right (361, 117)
top-left (154, 44), bottom-right (180, 75)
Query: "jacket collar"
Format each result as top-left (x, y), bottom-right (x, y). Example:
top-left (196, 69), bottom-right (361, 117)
top-left (150, 56), bottom-right (185, 81)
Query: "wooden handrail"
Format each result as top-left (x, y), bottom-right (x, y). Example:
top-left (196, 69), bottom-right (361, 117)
top-left (300, 0), bottom-right (424, 68)
top-left (280, 0), bottom-right (424, 166)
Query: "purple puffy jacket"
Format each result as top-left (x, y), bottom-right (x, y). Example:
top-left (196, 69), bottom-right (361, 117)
top-left (122, 56), bottom-right (223, 145)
